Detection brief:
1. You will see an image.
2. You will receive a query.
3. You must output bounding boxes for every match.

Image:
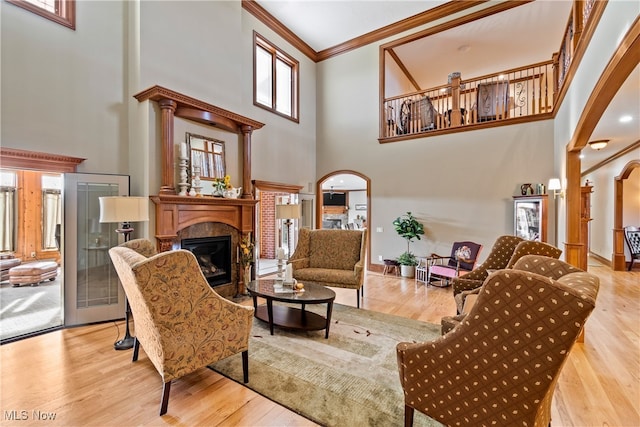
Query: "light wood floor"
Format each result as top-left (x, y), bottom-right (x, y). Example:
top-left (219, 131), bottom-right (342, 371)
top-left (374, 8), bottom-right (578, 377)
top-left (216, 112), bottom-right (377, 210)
top-left (0, 260), bottom-right (638, 426)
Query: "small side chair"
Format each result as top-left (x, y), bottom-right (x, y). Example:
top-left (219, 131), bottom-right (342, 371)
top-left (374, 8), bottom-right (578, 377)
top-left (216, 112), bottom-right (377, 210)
top-left (623, 226), bottom-right (640, 271)
top-left (420, 241), bottom-right (482, 287)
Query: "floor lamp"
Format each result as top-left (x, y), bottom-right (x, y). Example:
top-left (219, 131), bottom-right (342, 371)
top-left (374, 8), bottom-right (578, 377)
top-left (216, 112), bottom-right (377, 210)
top-left (99, 196), bottom-right (149, 351)
top-left (276, 204), bottom-right (301, 258)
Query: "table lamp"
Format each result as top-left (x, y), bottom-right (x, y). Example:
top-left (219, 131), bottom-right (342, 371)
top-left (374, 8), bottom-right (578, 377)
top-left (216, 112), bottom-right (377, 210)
top-left (99, 195), bottom-right (149, 350)
top-left (276, 203), bottom-right (300, 258)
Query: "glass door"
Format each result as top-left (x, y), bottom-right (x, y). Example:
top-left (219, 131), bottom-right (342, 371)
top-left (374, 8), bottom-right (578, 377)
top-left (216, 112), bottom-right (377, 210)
top-left (63, 173), bottom-right (129, 325)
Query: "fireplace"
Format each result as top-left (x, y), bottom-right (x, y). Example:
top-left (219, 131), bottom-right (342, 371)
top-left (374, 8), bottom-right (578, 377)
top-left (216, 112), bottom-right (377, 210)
top-left (181, 236), bottom-right (232, 287)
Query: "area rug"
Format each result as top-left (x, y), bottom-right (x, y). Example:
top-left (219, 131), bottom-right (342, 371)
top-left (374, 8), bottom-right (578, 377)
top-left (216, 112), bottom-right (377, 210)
top-left (209, 303), bottom-right (443, 427)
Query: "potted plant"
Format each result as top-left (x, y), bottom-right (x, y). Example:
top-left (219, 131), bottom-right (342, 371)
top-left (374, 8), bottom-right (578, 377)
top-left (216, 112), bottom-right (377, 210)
top-left (396, 251), bottom-right (418, 277)
top-left (393, 212), bottom-right (425, 278)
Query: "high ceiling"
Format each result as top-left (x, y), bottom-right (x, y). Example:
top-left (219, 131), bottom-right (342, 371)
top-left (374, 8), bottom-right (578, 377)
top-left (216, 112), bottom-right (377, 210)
top-left (254, 0), bottom-right (639, 175)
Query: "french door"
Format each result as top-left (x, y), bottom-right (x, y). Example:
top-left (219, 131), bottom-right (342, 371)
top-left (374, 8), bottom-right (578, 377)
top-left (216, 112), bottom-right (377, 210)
top-left (63, 173), bottom-right (129, 325)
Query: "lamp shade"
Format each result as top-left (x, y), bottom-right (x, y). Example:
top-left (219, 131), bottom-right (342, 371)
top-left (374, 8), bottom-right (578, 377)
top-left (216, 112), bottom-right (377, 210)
top-left (276, 204), bottom-right (300, 220)
top-left (99, 196), bottom-right (149, 223)
top-left (548, 178), bottom-right (561, 191)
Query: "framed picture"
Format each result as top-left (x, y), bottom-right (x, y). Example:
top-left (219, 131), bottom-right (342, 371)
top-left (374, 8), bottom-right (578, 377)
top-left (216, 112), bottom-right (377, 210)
top-left (355, 204), bottom-right (367, 211)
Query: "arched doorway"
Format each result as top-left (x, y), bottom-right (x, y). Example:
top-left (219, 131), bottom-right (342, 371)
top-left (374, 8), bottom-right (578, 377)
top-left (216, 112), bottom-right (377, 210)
top-left (317, 171), bottom-right (371, 270)
top-left (612, 159), bottom-right (640, 270)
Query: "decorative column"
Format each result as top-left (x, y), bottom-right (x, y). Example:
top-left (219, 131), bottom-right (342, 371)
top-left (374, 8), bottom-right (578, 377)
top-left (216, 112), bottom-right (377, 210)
top-left (159, 99), bottom-right (177, 195)
top-left (241, 125), bottom-right (253, 199)
top-left (564, 150), bottom-right (584, 269)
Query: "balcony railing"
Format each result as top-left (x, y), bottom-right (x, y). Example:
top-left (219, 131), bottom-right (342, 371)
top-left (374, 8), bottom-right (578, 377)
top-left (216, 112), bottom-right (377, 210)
top-left (383, 61), bottom-right (555, 138)
top-left (381, 0), bottom-right (598, 140)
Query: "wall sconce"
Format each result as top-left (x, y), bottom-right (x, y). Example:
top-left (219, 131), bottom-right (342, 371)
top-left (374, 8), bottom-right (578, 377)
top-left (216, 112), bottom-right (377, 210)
top-left (588, 139), bottom-right (609, 150)
top-left (548, 178), bottom-right (564, 199)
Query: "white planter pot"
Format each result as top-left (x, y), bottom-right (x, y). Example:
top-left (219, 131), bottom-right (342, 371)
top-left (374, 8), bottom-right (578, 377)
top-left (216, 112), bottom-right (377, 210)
top-left (400, 265), bottom-right (415, 278)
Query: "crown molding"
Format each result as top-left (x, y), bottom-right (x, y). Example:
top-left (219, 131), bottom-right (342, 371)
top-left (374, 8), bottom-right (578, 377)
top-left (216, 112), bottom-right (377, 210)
top-left (243, 0), bottom-right (497, 63)
top-left (0, 148), bottom-right (84, 172)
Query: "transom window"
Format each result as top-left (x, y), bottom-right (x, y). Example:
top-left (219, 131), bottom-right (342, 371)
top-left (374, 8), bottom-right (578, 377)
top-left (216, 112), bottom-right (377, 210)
top-left (253, 32), bottom-right (299, 122)
top-left (6, 0), bottom-right (76, 30)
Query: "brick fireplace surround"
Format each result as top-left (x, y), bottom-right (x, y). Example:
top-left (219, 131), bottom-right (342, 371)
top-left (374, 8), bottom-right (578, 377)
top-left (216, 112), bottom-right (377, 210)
top-left (136, 86), bottom-right (263, 298)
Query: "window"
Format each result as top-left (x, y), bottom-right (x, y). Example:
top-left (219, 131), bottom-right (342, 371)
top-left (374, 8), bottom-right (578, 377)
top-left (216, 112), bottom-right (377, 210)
top-left (254, 32), bottom-right (299, 122)
top-left (41, 174), bottom-right (62, 250)
top-left (0, 171), bottom-right (17, 252)
top-left (6, 0), bottom-right (76, 30)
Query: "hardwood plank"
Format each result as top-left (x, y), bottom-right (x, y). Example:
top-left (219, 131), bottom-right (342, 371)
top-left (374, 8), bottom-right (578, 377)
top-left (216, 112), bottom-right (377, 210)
top-left (1, 260), bottom-right (638, 426)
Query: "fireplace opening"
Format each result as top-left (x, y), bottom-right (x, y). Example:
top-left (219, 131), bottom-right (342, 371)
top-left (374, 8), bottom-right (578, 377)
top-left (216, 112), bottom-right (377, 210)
top-left (181, 236), bottom-right (232, 287)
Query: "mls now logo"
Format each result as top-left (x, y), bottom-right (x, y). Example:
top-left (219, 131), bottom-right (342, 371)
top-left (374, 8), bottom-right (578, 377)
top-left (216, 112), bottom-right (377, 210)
top-left (4, 410), bottom-right (57, 421)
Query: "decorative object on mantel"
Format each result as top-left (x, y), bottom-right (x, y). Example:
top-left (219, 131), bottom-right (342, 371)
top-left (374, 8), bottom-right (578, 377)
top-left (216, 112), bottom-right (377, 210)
top-left (178, 142), bottom-right (189, 196)
top-left (238, 233), bottom-right (255, 296)
top-left (223, 187), bottom-right (241, 199)
top-left (212, 175), bottom-right (231, 197)
top-left (190, 165), bottom-right (202, 197)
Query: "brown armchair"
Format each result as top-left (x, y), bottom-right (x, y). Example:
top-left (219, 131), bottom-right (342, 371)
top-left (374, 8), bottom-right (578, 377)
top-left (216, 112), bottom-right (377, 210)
top-left (289, 228), bottom-right (367, 307)
top-left (453, 238), bottom-right (562, 314)
top-left (108, 239), bottom-right (254, 415)
top-left (450, 235), bottom-right (524, 295)
top-left (397, 261), bottom-right (599, 427)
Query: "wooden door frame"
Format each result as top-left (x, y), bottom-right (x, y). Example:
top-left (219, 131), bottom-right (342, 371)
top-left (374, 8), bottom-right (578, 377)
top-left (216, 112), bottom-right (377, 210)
top-left (317, 170), bottom-right (371, 272)
top-left (612, 159), bottom-right (640, 270)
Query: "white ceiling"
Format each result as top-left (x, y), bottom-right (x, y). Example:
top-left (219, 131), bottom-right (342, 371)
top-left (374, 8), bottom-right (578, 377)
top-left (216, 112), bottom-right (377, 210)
top-left (255, 0), bottom-right (639, 175)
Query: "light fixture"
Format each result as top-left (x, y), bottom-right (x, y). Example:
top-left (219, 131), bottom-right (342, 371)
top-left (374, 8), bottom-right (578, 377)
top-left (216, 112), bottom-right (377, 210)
top-left (588, 139), bottom-right (609, 150)
top-left (99, 196), bottom-right (149, 350)
top-left (548, 178), bottom-right (564, 199)
top-left (276, 204), bottom-right (301, 258)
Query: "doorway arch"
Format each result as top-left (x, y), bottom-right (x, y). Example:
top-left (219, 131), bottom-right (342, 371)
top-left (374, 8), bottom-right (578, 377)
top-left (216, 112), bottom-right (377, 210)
top-left (612, 159), bottom-right (640, 270)
top-left (317, 171), bottom-right (371, 271)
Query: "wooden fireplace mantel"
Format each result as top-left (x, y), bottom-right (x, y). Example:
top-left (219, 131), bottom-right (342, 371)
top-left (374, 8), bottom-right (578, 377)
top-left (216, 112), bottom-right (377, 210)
top-left (151, 194), bottom-right (258, 252)
top-left (134, 85), bottom-right (265, 199)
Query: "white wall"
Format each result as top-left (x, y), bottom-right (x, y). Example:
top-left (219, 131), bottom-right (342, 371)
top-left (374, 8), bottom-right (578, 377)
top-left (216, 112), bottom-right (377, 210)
top-left (1, 0), bottom-right (126, 174)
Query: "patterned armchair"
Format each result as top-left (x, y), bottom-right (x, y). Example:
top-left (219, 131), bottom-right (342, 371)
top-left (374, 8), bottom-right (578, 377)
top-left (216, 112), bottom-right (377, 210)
top-left (289, 228), bottom-right (367, 308)
top-left (108, 239), bottom-right (254, 415)
top-left (397, 258), bottom-right (599, 427)
top-left (453, 238), bottom-right (562, 314)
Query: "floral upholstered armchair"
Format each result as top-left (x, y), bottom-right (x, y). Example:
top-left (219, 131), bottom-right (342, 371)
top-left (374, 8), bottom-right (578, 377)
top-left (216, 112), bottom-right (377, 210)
top-left (108, 239), bottom-right (254, 415)
top-left (289, 228), bottom-right (367, 307)
top-left (397, 257), bottom-right (599, 427)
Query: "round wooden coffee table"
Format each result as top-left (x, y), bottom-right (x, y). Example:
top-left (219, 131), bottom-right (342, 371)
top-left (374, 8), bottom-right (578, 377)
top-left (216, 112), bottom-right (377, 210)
top-left (246, 279), bottom-right (336, 338)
